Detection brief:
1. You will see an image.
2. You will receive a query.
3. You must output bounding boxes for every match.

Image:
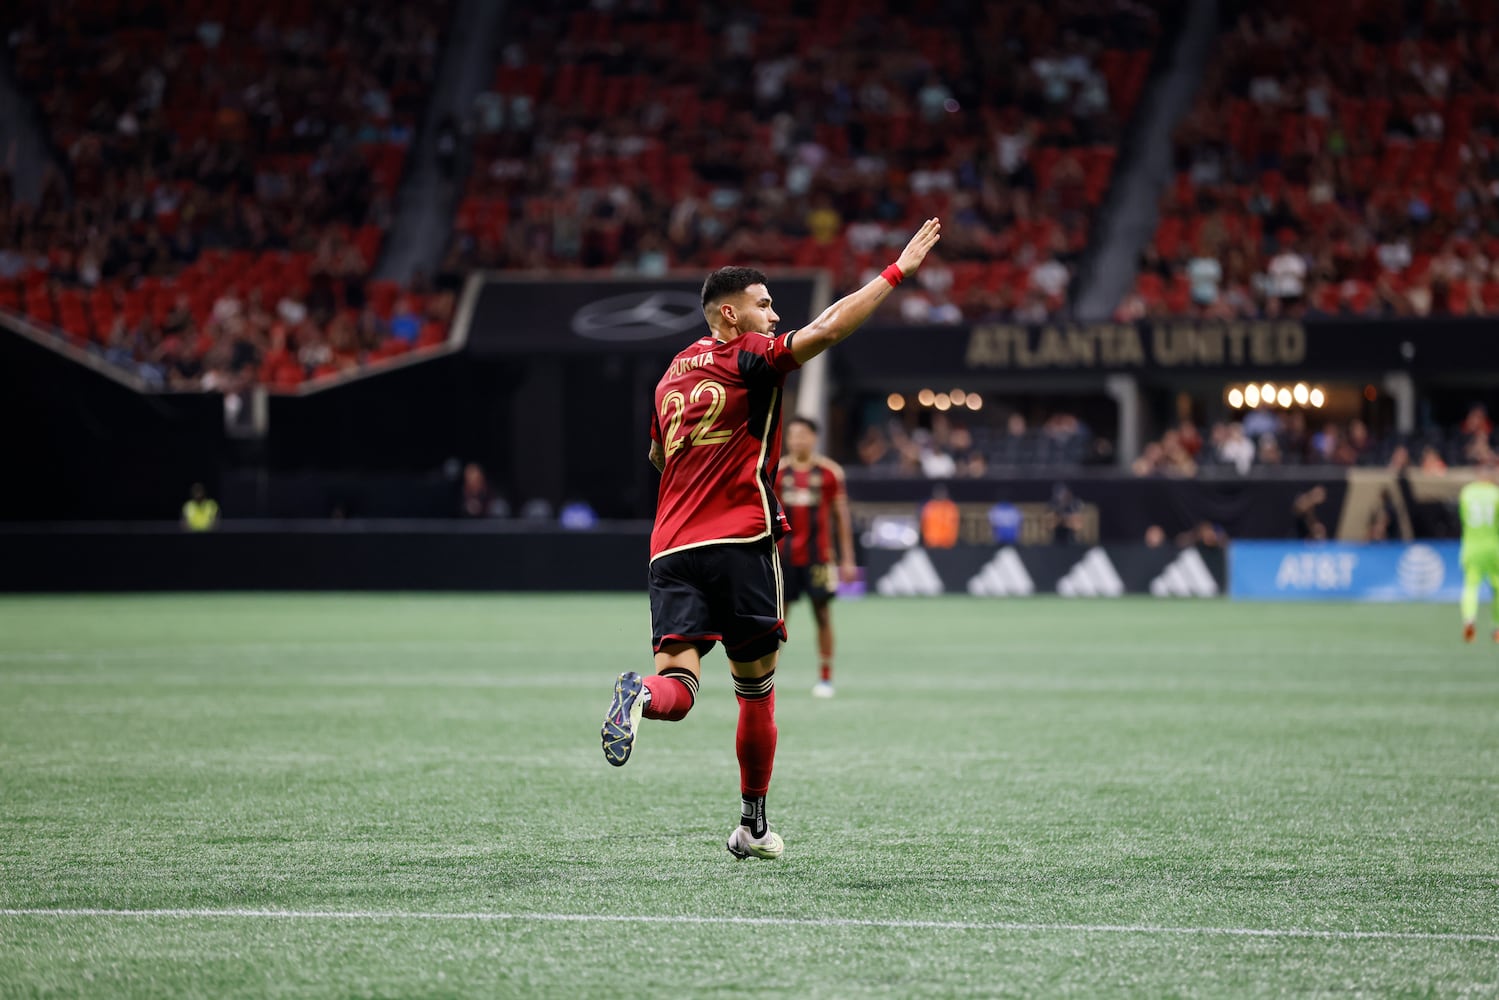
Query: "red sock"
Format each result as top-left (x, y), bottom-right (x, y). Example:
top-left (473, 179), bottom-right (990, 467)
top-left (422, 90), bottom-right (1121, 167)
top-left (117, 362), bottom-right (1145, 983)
top-left (642, 669), bottom-right (697, 722)
top-left (818, 620), bottom-right (834, 682)
top-left (734, 687), bottom-right (778, 796)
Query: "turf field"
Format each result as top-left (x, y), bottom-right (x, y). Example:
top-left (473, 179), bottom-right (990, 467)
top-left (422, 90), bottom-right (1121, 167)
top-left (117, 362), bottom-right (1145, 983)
top-left (1, 594), bottom-right (1496, 998)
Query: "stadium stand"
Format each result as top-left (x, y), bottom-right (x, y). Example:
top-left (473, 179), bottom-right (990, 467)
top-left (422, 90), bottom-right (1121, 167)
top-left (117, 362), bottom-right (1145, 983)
top-left (0, 0), bottom-right (452, 388)
top-left (450, 0), bottom-right (1163, 322)
top-left (1122, 0), bottom-right (1499, 320)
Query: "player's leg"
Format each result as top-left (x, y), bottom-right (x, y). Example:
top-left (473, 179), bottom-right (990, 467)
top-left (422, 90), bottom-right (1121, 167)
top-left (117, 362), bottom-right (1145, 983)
top-left (640, 645), bottom-right (702, 720)
top-left (727, 649), bottom-right (783, 860)
top-left (1461, 561), bottom-right (1481, 643)
top-left (811, 596), bottom-right (835, 697)
top-left (1488, 561), bottom-right (1499, 642)
top-left (718, 541), bottom-right (787, 860)
top-left (602, 553), bottom-right (714, 766)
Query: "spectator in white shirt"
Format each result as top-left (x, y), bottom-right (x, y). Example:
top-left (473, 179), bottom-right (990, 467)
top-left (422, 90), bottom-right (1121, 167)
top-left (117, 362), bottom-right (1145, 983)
top-left (1217, 422), bottom-right (1255, 475)
top-left (1187, 249), bottom-right (1223, 307)
top-left (1266, 240), bottom-right (1307, 301)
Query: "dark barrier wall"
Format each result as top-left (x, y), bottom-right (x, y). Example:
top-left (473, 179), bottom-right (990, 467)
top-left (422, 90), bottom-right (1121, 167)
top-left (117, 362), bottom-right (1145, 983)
top-left (1, 523), bottom-right (1225, 597)
top-left (0, 523), bottom-right (650, 592)
top-left (0, 331), bottom-right (227, 520)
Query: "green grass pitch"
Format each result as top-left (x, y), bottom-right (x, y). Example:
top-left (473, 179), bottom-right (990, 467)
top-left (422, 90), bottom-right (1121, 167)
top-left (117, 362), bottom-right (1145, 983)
top-left (2, 593), bottom-right (1497, 998)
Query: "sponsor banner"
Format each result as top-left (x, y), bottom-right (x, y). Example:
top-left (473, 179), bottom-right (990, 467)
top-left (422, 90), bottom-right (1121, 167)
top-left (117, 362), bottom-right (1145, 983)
top-left (1229, 540), bottom-right (1480, 602)
top-left (865, 544), bottom-right (1225, 598)
top-left (839, 318), bottom-right (1496, 378)
top-left (465, 274), bottom-right (818, 355)
top-left (848, 476), bottom-right (1347, 546)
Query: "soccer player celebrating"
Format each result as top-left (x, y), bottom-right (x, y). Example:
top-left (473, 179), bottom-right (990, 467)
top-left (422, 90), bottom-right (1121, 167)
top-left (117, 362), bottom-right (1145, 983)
top-left (601, 218), bottom-right (942, 860)
top-left (1459, 454), bottom-right (1499, 643)
top-left (777, 417), bottom-right (854, 698)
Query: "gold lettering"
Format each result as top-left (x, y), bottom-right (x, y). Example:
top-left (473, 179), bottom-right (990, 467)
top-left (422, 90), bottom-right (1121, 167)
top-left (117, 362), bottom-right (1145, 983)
top-left (966, 325), bottom-right (1020, 368)
top-left (1277, 321), bottom-right (1306, 364)
top-left (1116, 325), bottom-right (1145, 366)
top-left (1152, 325), bottom-right (1177, 366)
top-left (1224, 323), bottom-right (1248, 365)
top-left (1193, 324), bottom-right (1221, 366)
top-left (667, 351), bottom-right (716, 379)
top-left (1250, 322), bottom-right (1274, 365)
top-left (1067, 328), bottom-right (1096, 367)
top-left (1035, 326), bottom-right (1063, 367)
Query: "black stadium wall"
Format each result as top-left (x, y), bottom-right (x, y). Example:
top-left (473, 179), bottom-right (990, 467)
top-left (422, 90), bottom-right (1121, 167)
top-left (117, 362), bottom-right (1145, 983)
top-left (0, 523), bottom-right (651, 592)
top-left (0, 521), bottom-right (1224, 597)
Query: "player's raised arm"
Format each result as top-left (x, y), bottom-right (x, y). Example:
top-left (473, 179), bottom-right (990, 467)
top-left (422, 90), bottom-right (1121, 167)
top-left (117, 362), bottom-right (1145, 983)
top-left (790, 218), bottom-right (941, 365)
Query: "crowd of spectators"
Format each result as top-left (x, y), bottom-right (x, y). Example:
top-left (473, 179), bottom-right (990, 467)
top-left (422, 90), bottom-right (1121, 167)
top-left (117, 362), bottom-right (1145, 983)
top-left (856, 410), bottom-right (1109, 476)
top-left (1133, 403), bottom-right (1497, 478)
top-left (445, 0), bottom-right (1164, 322)
top-left (0, 1), bottom-right (450, 387)
top-left (1120, 0), bottom-right (1499, 320)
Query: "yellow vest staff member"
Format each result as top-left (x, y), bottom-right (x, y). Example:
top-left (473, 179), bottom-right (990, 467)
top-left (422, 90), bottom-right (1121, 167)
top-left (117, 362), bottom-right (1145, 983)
top-left (182, 483), bottom-right (220, 532)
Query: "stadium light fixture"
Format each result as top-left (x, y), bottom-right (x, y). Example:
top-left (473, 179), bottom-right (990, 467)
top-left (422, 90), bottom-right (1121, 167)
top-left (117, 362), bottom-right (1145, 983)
top-left (1276, 387), bottom-right (1292, 408)
top-left (934, 392), bottom-right (952, 411)
top-left (1309, 387), bottom-right (1326, 408)
top-left (950, 389), bottom-right (967, 406)
top-left (887, 393), bottom-right (905, 412)
top-left (918, 388), bottom-right (935, 407)
top-left (965, 393), bottom-right (983, 411)
top-left (1293, 383), bottom-right (1309, 405)
top-left (1245, 384), bottom-right (1261, 408)
top-left (1228, 388), bottom-right (1244, 409)
top-left (1261, 382), bottom-right (1276, 401)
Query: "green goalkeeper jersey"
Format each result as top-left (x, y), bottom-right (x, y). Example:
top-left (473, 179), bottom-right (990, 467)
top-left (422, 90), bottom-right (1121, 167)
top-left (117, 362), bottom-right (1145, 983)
top-left (1459, 480), bottom-right (1499, 555)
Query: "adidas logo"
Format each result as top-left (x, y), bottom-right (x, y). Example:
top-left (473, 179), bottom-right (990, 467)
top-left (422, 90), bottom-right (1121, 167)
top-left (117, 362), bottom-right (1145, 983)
top-left (1056, 548), bottom-right (1124, 597)
top-left (876, 548), bottom-right (944, 596)
top-left (967, 547), bottom-right (1034, 596)
top-left (1148, 548), bottom-right (1220, 597)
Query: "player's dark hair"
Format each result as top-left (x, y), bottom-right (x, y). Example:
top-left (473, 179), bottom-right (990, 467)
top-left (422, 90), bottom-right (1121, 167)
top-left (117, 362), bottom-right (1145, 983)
top-left (701, 266), bottom-right (769, 309)
top-left (789, 416), bottom-right (819, 434)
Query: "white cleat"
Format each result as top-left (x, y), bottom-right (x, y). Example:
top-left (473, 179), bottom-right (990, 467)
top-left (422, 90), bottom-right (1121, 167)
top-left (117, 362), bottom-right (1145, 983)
top-left (811, 681), bottom-right (835, 699)
top-left (727, 825), bottom-right (784, 860)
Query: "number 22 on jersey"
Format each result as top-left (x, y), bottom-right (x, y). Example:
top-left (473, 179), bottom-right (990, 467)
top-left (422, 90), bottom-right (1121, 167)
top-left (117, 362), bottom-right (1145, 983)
top-left (660, 379), bottom-right (734, 457)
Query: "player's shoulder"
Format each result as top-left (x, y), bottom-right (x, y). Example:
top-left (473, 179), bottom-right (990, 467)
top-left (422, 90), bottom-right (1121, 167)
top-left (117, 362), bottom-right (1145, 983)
top-left (731, 330), bottom-right (778, 354)
top-left (673, 335), bottom-right (719, 359)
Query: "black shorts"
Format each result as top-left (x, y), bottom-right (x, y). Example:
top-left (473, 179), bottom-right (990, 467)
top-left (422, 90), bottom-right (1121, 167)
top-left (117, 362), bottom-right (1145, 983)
top-left (649, 538), bottom-right (785, 662)
top-left (784, 561), bottom-right (837, 605)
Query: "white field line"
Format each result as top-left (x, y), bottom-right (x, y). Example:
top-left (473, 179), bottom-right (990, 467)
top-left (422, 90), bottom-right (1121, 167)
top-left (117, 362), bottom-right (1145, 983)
top-left (0, 908), bottom-right (1496, 944)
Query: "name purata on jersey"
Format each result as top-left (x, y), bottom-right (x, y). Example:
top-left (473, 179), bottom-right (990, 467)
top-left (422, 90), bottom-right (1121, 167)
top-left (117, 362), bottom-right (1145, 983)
top-left (666, 350), bottom-right (716, 379)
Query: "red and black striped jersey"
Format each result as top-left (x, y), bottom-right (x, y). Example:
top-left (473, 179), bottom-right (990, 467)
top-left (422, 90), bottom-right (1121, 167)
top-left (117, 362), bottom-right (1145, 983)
top-left (649, 331), bottom-right (802, 560)
top-left (776, 458), bottom-right (845, 567)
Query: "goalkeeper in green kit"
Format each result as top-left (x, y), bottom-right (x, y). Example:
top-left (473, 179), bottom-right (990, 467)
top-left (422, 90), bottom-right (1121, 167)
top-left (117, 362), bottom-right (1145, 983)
top-left (1459, 454), bottom-right (1499, 643)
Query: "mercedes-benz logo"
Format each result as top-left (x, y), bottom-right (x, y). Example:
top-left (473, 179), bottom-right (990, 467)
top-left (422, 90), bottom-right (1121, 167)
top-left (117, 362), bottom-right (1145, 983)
top-left (570, 290), bottom-right (703, 342)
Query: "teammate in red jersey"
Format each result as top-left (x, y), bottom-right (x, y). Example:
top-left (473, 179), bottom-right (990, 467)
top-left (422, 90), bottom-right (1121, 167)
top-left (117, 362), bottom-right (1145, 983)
top-left (600, 218), bottom-right (942, 861)
top-left (777, 417), bottom-right (854, 698)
